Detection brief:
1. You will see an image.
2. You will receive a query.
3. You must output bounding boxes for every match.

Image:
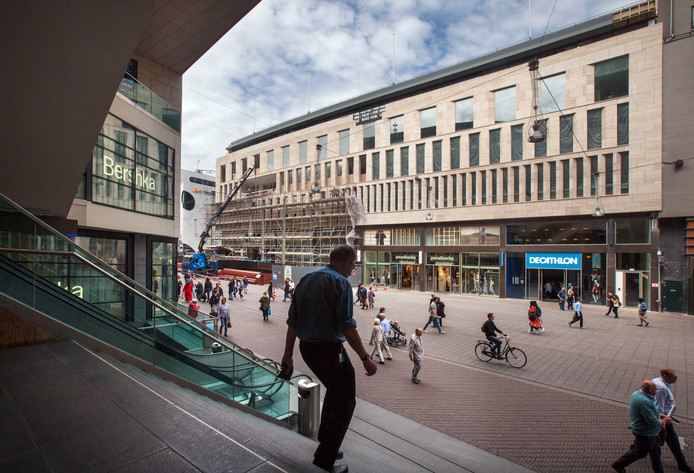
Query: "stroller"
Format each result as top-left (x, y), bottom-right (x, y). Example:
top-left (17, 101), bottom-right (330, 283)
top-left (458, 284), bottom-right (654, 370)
top-left (387, 321), bottom-right (408, 347)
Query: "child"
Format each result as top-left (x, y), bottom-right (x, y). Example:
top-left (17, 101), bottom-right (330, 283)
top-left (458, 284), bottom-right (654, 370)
top-left (637, 298), bottom-right (649, 327)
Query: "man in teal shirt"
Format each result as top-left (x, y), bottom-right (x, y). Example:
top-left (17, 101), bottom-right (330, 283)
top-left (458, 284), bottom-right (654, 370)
top-left (612, 380), bottom-right (671, 473)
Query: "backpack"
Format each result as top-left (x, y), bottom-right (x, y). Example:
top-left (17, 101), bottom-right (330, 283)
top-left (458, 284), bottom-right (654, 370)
top-left (536, 307), bottom-right (542, 317)
top-left (481, 322), bottom-right (486, 333)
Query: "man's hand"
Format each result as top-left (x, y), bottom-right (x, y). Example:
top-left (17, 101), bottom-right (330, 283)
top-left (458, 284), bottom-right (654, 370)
top-left (363, 356), bottom-right (377, 376)
top-left (662, 416), bottom-right (672, 426)
top-left (409, 355), bottom-right (413, 361)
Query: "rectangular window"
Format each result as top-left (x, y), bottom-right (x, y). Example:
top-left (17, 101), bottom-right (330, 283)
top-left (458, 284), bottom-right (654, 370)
top-left (315, 163), bottom-right (321, 181)
top-left (241, 158), bottom-right (247, 173)
top-left (306, 165), bottom-right (311, 182)
top-left (452, 177), bottom-right (457, 206)
top-left (363, 122), bottom-right (375, 150)
top-left (420, 107), bottom-right (437, 138)
top-left (386, 150), bottom-right (394, 178)
top-left (462, 173), bottom-right (467, 206)
top-left (387, 183), bottom-right (391, 211)
top-left (279, 172), bottom-right (285, 188)
top-left (469, 133), bottom-right (480, 167)
top-left (455, 97), bottom-right (474, 130)
top-left (380, 184), bottom-right (384, 211)
top-left (418, 179), bottom-right (422, 209)
top-left (511, 124), bottom-right (523, 161)
top-left (450, 137), bottom-right (460, 169)
top-left (317, 135), bottom-right (327, 159)
top-left (402, 181), bottom-right (406, 209)
top-left (390, 115), bottom-right (404, 144)
top-left (471, 172), bottom-right (477, 205)
top-left (359, 155), bottom-right (367, 177)
top-left (282, 145), bottom-right (290, 167)
top-left (297, 167), bottom-right (302, 184)
top-left (605, 154), bottom-right (614, 195)
top-left (347, 157), bottom-right (354, 175)
top-left (502, 168), bottom-right (508, 203)
top-left (433, 141), bottom-right (442, 172)
top-left (434, 177), bottom-right (440, 208)
top-left (534, 119), bottom-right (548, 157)
top-left (541, 73), bottom-right (566, 112)
top-left (267, 150), bottom-right (274, 171)
top-left (575, 157), bottom-right (584, 198)
top-left (494, 86), bottom-right (516, 123)
top-left (513, 167), bottom-right (520, 202)
top-left (372, 152), bottom-right (380, 180)
top-left (536, 163), bottom-right (544, 200)
top-left (595, 55), bottom-right (629, 101)
top-left (220, 164), bottom-right (226, 182)
top-left (489, 129), bottom-right (500, 164)
top-left (549, 161), bottom-right (557, 199)
top-left (617, 102), bottom-right (629, 145)
top-left (299, 140), bottom-right (308, 163)
top-left (587, 109), bottom-right (602, 150)
top-left (481, 171), bottom-right (487, 205)
top-left (337, 160), bottom-right (343, 177)
top-left (231, 161), bottom-right (236, 177)
top-left (254, 154), bottom-right (260, 169)
top-left (409, 180), bottom-right (414, 210)
top-left (325, 161), bottom-right (331, 179)
top-left (562, 159), bottom-right (570, 198)
top-left (491, 169), bottom-right (497, 204)
top-left (416, 144), bottom-right (425, 174)
top-left (560, 115), bottom-right (574, 154)
top-left (401, 147), bottom-right (410, 176)
top-left (366, 185), bottom-right (370, 212)
top-left (524, 165), bottom-right (531, 201)
top-left (288, 169), bottom-right (293, 185)
top-left (339, 130), bottom-right (350, 155)
top-left (590, 156), bottom-right (598, 196)
top-left (620, 152), bottom-right (629, 194)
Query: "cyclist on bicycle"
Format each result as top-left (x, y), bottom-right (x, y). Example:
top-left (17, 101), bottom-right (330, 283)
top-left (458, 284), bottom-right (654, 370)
top-left (481, 313), bottom-right (507, 358)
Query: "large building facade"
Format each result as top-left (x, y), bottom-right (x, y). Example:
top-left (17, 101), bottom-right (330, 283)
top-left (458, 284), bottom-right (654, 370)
top-left (216, 1), bottom-right (693, 312)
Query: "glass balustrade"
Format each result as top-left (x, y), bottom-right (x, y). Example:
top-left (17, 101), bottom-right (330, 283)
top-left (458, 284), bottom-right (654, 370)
top-left (118, 73), bottom-right (180, 131)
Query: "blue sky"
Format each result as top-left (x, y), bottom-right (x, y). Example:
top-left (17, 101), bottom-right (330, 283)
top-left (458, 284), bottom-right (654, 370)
top-left (181, 0), bottom-right (631, 172)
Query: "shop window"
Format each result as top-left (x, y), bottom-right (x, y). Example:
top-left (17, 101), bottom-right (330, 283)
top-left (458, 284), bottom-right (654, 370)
top-left (420, 107), bottom-right (437, 138)
top-left (317, 135), bottom-right (327, 159)
top-left (363, 122), bottom-right (375, 150)
top-left (617, 103), bottom-right (629, 145)
top-left (494, 86), bottom-right (516, 123)
top-left (536, 163), bottom-right (543, 200)
top-left (386, 150), bottom-right (394, 178)
top-left (489, 129), bottom-right (500, 164)
top-left (560, 115), bottom-right (574, 154)
top-left (605, 154), bottom-right (613, 195)
top-left (450, 137), bottom-right (460, 169)
top-left (299, 141), bottom-right (307, 163)
top-left (534, 120), bottom-right (548, 157)
top-left (511, 125), bottom-right (523, 161)
top-left (541, 73), bottom-right (566, 112)
top-left (507, 222), bottom-right (606, 245)
top-left (401, 147), bottom-right (410, 176)
top-left (469, 133), bottom-right (480, 167)
top-left (616, 220), bottom-right (649, 244)
top-left (620, 152), bottom-right (629, 194)
top-left (433, 141), bottom-right (442, 172)
top-left (455, 97), bottom-right (474, 130)
top-left (575, 157), bottom-right (584, 198)
top-left (594, 55), bottom-right (629, 102)
top-left (416, 144), bottom-right (425, 174)
top-left (392, 228), bottom-right (420, 245)
top-left (390, 115), bottom-right (404, 144)
top-left (372, 153), bottom-right (380, 180)
top-left (616, 252), bottom-right (649, 270)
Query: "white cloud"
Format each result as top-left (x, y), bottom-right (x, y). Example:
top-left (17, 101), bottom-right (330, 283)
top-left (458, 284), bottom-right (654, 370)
top-left (182, 0), bottom-right (631, 171)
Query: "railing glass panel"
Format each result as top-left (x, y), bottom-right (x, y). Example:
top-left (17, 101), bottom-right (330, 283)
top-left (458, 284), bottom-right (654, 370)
top-left (118, 73), bottom-right (181, 131)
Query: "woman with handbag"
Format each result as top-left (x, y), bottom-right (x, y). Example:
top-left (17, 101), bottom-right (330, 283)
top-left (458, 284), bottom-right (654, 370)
top-left (528, 300), bottom-right (544, 334)
top-left (611, 293), bottom-right (621, 318)
top-left (259, 292), bottom-right (271, 321)
top-left (217, 297), bottom-right (230, 336)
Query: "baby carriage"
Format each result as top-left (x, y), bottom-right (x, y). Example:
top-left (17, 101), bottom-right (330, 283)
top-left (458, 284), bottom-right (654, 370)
top-left (387, 321), bottom-right (408, 347)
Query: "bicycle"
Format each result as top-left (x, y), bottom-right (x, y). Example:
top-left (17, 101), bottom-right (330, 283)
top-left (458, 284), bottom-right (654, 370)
top-left (474, 335), bottom-right (527, 368)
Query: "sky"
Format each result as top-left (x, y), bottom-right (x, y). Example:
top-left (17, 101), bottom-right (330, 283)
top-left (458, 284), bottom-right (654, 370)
top-left (181, 0), bottom-right (632, 172)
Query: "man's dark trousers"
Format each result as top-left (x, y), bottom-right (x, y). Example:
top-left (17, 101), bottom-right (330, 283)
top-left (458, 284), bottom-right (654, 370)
top-left (614, 433), bottom-right (664, 473)
top-left (300, 341), bottom-right (356, 471)
top-left (663, 422), bottom-right (690, 469)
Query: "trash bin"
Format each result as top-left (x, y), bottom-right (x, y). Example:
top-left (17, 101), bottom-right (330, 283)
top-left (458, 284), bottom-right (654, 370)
top-left (297, 379), bottom-right (320, 437)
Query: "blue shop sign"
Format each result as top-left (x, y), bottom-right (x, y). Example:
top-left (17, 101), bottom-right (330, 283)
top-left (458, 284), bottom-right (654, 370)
top-left (526, 253), bottom-right (581, 270)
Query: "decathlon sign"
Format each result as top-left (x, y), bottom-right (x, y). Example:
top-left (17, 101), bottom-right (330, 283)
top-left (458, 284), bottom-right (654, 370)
top-left (526, 253), bottom-right (581, 270)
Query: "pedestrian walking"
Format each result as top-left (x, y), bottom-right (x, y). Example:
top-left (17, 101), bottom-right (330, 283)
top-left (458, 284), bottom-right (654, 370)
top-left (567, 284), bottom-right (575, 311)
top-left (359, 285), bottom-right (368, 310)
top-left (638, 298), bottom-right (650, 327)
top-left (259, 292), bottom-right (271, 321)
top-left (605, 291), bottom-right (616, 317)
top-left (652, 368), bottom-right (693, 472)
top-left (612, 293), bottom-right (621, 318)
top-left (217, 297), bottom-right (230, 336)
top-left (369, 318), bottom-right (385, 364)
top-left (378, 308), bottom-right (393, 360)
top-left (183, 279), bottom-right (193, 302)
top-left (569, 297), bottom-right (583, 328)
top-left (528, 300), bottom-right (544, 334)
top-left (209, 286), bottom-right (222, 313)
top-left (611, 380), bottom-right (671, 473)
top-left (268, 281), bottom-right (275, 300)
top-left (422, 296), bottom-right (445, 334)
top-left (187, 300), bottom-right (200, 320)
top-left (204, 277), bottom-right (213, 302)
top-left (281, 245), bottom-right (377, 473)
top-left (436, 297), bottom-right (447, 327)
top-left (367, 286), bottom-right (375, 308)
top-left (558, 286), bottom-right (566, 311)
top-left (228, 278), bottom-right (236, 301)
top-left (409, 328), bottom-right (424, 384)
top-left (283, 278), bottom-right (291, 302)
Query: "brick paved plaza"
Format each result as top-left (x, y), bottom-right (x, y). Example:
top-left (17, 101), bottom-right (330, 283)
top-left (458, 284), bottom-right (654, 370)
top-left (202, 281), bottom-right (693, 472)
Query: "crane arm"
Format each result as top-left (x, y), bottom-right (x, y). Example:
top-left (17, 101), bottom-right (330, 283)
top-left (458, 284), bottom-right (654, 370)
top-left (198, 165), bottom-right (256, 253)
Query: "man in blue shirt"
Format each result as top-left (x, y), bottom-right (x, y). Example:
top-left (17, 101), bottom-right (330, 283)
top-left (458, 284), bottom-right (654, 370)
top-left (652, 368), bottom-right (693, 472)
top-left (612, 380), bottom-right (671, 473)
top-left (281, 245), bottom-right (377, 473)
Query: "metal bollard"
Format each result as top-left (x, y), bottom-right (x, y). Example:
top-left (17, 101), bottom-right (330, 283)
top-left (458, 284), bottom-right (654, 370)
top-left (297, 379), bottom-right (320, 437)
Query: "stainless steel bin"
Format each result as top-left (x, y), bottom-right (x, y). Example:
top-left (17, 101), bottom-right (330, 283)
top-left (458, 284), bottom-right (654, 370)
top-left (297, 379), bottom-right (320, 437)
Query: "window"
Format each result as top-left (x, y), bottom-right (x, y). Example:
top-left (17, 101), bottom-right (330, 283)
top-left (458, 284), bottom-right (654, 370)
top-left (416, 144), bottom-right (425, 174)
top-left (325, 161), bottom-right (331, 179)
top-left (296, 167), bottom-right (302, 184)
top-left (359, 155), bottom-right (367, 176)
top-left (434, 177), bottom-right (440, 208)
top-left (390, 116), bottom-right (404, 144)
top-left (590, 156), bottom-right (598, 196)
top-left (595, 55), bottom-right (629, 101)
top-left (241, 158), bottom-right (247, 173)
top-left (541, 73), bottom-right (566, 112)
top-left (401, 147), bottom-right (410, 176)
top-left (347, 157), bottom-right (354, 175)
top-left (386, 150), bottom-right (394, 178)
top-left (254, 154), bottom-right (260, 169)
top-left (455, 97), bottom-right (473, 130)
top-left (372, 152), bottom-right (380, 180)
top-left (471, 172), bottom-right (477, 205)
top-left (288, 169), bottom-right (293, 186)
top-left (494, 86), bottom-right (516, 123)
top-left (315, 163), bottom-right (321, 181)
top-left (511, 124), bottom-right (523, 161)
top-left (220, 164), bottom-right (226, 182)
top-left (418, 179), bottom-right (422, 209)
top-left (605, 154), bottom-right (613, 195)
top-left (617, 103), bottom-right (629, 145)
top-left (524, 165), bottom-right (531, 201)
top-left (536, 163), bottom-right (544, 200)
top-left (433, 141), bottom-right (442, 172)
top-left (420, 107), bottom-right (436, 138)
top-left (587, 109), bottom-right (602, 150)
top-left (469, 133), bottom-right (480, 167)
top-left (562, 159), bottom-right (570, 198)
top-left (305, 165), bottom-right (311, 182)
top-left (339, 129), bottom-right (350, 155)
top-left (452, 175), bottom-right (457, 206)
top-left (461, 173), bottom-right (467, 206)
top-left (511, 167), bottom-right (519, 202)
top-left (575, 157), bottom-right (584, 198)
top-left (620, 152), bottom-right (629, 194)
top-left (534, 120), bottom-right (547, 157)
top-left (387, 183), bottom-right (391, 211)
top-left (231, 161), bottom-right (236, 177)
top-left (480, 171), bottom-right (486, 204)
top-left (363, 122), bottom-right (375, 150)
top-left (549, 161), bottom-right (557, 199)
top-left (317, 135), bottom-right (327, 159)
top-left (491, 169), bottom-right (497, 204)
top-left (267, 150), bottom-right (274, 171)
top-left (443, 176), bottom-right (448, 207)
top-left (560, 115), bottom-right (574, 154)
top-left (282, 145), bottom-right (290, 167)
top-left (489, 129), bottom-right (500, 164)
top-left (502, 168), bottom-right (508, 203)
top-left (299, 141), bottom-right (307, 163)
top-left (450, 137), bottom-right (460, 169)
top-left (337, 160), bottom-right (342, 177)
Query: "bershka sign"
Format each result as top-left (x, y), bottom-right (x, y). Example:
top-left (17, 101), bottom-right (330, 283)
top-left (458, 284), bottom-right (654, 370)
top-left (526, 253), bottom-right (581, 270)
top-left (103, 156), bottom-right (156, 191)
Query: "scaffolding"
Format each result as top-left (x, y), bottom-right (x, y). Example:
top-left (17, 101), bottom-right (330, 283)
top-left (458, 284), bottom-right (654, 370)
top-left (214, 187), bottom-right (359, 266)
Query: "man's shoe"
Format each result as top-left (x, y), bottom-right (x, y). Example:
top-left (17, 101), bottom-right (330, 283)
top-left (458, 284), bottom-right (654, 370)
top-left (611, 462), bottom-right (626, 473)
top-left (335, 451), bottom-right (344, 460)
top-left (413, 378), bottom-right (421, 384)
top-left (678, 466), bottom-right (694, 472)
top-left (329, 465), bottom-right (348, 473)
top-left (378, 361), bottom-right (385, 365)
top-left (387, 358), bottom-right (393, 360)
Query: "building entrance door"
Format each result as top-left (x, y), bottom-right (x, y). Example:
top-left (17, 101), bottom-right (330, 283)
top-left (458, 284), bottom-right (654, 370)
top-left (540, 269), bottom-right (563, 301)
top-left (625, 271), bottom-right (645, 307)
top-left (662, 279), bottom-right (683, 313)
top-left (435, 266), bottom-right (451, 292)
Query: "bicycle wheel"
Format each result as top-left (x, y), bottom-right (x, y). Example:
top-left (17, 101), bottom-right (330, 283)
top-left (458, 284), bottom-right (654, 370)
top-left (475, 342), bottom-right (494, 362)
top-left (505, 347), bottom-right (527, 368)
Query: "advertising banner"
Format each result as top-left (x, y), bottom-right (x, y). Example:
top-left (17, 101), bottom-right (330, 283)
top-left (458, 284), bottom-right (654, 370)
top-left (526, 253), bottom-right (581, 270)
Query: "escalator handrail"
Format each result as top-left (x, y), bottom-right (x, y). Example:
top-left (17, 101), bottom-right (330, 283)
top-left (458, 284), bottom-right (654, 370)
top-left (0, 246), bottom-right (279, 377)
